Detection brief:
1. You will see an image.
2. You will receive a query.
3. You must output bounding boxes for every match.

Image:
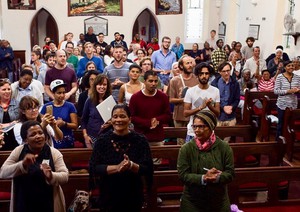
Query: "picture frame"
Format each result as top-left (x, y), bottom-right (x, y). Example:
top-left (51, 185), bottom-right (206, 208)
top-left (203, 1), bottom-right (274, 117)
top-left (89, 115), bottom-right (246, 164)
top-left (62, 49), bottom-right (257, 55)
top-left (218, 22), bottom-right (226, 36)
top-left (84, 16), bottom-right (108, 36)
top-left (248, 24), bottom-right (260, 40)
top-left (7, 0), bottom-right (36, 10)
top-left (68, 0), bottom-right (123, 16)
top-left (155, 0), bottom-right (182, 15)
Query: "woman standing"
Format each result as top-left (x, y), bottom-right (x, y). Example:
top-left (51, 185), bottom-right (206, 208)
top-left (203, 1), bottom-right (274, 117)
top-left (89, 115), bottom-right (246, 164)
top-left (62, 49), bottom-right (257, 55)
top-left (81, 74), bottom-right (112, 148)
top-left (0, 120), bottom-right (68, 212)
top-left (118, 64), bottom-right (144, 105)
top-left (0, 78), bottom-right (19, 151)
top-left (189, 43), bottom-right (202, 64)
top-left (274, 61), bottom-right (300, 139)
top-left (14, 96), bottom-right (63, 146)
top-left (177, 110), bottom-right (234, 212)
top-left (103, 45), bottom-right (114, 66)
top-left (77, 70), bottom-right (99, 117)
top-left (40, 80), bottom-right (78, 148)
top-left (89, 104), bottom-right (153, 212)
top-left (31, 50), bottom-right (47, 80)
top-left (134, 49), bottom-right (146, 65)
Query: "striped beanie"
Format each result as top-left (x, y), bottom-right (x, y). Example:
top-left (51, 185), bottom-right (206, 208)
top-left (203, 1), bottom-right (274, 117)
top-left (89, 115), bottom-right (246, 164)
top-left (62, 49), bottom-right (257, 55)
top-left (194, 110), bottom-right (217, 131)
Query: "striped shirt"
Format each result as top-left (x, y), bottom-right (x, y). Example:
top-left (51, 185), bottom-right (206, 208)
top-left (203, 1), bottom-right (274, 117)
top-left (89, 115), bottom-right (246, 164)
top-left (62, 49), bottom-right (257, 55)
top-left (274, 73), bottom-right (300, 110)
top-left (258, 77), bottom-right (275, 91)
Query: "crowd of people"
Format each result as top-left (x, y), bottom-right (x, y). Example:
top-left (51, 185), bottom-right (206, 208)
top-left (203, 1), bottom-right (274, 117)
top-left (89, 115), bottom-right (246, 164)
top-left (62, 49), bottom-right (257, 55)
top-left (0, 27), bottom-right (300, 211)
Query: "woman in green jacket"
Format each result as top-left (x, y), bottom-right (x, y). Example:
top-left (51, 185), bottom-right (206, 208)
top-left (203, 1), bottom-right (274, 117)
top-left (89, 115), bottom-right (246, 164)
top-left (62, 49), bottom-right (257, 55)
top-left (177, 110), bottom-right (234, 212)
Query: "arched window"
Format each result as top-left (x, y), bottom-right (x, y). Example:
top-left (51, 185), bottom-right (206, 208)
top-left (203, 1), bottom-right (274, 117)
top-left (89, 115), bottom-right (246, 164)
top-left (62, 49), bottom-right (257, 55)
top-left (185, 0), bottom-right (204, 43)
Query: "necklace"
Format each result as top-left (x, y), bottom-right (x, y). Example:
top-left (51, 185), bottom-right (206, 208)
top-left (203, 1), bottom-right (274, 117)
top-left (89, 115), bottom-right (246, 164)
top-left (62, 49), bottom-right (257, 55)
top-left (0, 100), bottom-right (10, 110)
top-left (111, 139), bottom-right (131, 154)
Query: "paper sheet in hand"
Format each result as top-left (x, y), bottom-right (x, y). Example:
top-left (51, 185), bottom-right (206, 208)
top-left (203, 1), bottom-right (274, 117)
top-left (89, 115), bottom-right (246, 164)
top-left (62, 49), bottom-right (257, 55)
top-left (96, 95), bottom-right (116, 123)
top-left (2, 122), bottom-right (16, 133)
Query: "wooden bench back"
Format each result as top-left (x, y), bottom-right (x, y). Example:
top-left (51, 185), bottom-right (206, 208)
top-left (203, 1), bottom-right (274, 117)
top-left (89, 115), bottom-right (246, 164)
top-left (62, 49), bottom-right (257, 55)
top-left (283, 107), bottom-right (300, 161)
top-left (260, 96), bottom-right (278, 141)
top-left (164, 125), bottom-right (257, 142)
top-left (243, 90), bottom-right (277, 125)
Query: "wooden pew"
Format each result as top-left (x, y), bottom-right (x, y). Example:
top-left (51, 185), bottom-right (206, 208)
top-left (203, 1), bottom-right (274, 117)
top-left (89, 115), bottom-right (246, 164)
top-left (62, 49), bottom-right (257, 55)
top-left (164, 125), bottom-right (258, 143)
top-left (282, 107), bottom-right (300, 162)
top-left (148, 166), bottom-right (300, 211)
top-left (260, 96), bottom-right (278, 141)
top-left (242, 89), bottom-right (277, 125)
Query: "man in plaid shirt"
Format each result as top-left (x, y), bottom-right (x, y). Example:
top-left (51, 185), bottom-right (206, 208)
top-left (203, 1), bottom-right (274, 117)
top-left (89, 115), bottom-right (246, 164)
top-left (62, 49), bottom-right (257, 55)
top-left (211, 39), bottom-right (227, 73)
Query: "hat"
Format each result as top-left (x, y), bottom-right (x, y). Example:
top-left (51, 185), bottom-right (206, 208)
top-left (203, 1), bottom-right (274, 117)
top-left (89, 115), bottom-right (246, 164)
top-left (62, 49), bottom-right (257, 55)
top-left (284, 60), bottom-right (293, 67)
top-left (50, 79), bottom-right (66, 92)
top-left (194, 110), bottom-right (217, 131)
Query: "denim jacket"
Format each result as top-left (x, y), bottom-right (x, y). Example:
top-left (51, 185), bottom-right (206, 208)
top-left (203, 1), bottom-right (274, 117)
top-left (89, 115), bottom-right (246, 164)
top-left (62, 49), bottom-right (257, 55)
top-left (0, 98), bottom-right (19, 123)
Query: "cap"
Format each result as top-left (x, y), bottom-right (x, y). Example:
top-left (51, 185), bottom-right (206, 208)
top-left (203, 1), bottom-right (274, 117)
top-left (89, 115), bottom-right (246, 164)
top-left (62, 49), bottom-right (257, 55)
top-left (50, 79), bottom-right (66, 92)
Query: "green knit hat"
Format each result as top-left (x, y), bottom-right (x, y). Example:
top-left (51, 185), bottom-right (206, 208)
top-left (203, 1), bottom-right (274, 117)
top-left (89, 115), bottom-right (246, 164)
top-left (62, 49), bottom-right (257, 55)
top-left (194, 110), bottom-right (217, 131)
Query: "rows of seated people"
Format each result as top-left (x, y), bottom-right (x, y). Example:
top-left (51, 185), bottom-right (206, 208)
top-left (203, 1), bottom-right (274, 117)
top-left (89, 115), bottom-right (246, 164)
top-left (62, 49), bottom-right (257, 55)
top-left (1, 28), bottom-right (300, 150)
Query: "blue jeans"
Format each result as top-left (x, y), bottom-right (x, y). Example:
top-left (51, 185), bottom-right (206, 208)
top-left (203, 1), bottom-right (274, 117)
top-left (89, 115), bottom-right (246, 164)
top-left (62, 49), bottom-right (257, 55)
top-left (276, 107), bottom-right (285, 140)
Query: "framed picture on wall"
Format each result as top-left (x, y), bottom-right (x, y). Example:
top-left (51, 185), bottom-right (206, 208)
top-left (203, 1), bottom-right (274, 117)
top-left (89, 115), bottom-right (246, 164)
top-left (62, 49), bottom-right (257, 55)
top-left (84, 16), bottom-right (108, 36)
top-left (218, 22), bottom-right (226, 36)
top-left (156, 0), bottom-right (182, 15)
top-left (68, 0), bottom-right (123, 16)
top-left (7, 0), bottom-right (36, 10)
top-left (248, 24), bottom-right (260, 40)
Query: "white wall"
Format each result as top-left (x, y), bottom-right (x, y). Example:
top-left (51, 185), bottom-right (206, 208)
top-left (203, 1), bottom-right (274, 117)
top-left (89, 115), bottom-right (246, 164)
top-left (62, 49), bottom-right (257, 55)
top-left (0, 0), bottom-right (184, 63)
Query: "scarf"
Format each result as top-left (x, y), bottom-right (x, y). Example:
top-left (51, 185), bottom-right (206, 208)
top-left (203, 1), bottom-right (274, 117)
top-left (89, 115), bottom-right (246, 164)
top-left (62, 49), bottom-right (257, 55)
top-left (195, 132), bottom-right (216, 151)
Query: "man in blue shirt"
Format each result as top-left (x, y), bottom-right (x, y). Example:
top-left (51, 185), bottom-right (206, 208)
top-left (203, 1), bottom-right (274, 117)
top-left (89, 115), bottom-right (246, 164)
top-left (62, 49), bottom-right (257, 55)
top-left (77, 42), bottom-right (104, 78)
top-left (151, 36), bottom-right (176, 87)
top-left (0, 40), bottom-right (14, 81)
top-left (211, 62), bottom-right (240, 129)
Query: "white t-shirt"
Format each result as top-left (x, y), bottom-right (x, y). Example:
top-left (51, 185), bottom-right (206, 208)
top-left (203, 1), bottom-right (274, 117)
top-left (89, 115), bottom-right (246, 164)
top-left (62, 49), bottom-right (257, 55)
top-left (293, 69), bottom-right (300, 76)
top-left (184, 85), bottom-right (220, 136)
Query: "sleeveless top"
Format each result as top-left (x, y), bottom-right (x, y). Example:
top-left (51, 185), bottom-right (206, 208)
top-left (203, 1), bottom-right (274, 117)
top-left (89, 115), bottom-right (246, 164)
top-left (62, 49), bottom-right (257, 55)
top-left (124, 82), bottom-right (144, 105)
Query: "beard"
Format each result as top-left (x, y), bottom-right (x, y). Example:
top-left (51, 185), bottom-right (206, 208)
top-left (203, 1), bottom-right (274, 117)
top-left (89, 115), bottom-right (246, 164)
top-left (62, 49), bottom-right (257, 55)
top-left (183, 67), bottom-right (192, 75)
top-left (199, 78), bottom-right (209, 85)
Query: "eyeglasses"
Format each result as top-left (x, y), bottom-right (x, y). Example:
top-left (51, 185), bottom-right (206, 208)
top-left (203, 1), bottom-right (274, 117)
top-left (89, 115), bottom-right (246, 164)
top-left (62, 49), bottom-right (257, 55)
top-left (220, 69), bottom-right (231, 73)
top-left (192, 124), bottom-right (207, 130)
top-left (26, 106), bottom-right (39, 112)
top-left (199, 72), bottom-right (210, 76)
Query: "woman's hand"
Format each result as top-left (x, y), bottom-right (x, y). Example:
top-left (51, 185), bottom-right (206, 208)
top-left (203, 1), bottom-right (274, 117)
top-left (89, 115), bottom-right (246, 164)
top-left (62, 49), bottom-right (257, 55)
top-left (22, 154), bottom-right (38, 169)
top-left (0, 130), bottom-right (4, 149)
top-left (204, 167), bottom-right (222, 183)
top-left (40, 163), bottom-right (53, 180)
top-left (84, 134), bottom-right (93, 149)
top-left (56, 117), bottom-right (65, 127)
top-left (101, 120), bottom-right (112, 129)
top-left (118, 154), bottom-right (131, 173)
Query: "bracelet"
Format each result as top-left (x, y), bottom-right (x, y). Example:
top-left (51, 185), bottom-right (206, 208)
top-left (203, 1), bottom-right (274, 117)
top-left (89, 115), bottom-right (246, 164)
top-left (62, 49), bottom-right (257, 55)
top-left (129, 161), bottom-right (133, 170)
top-left (64, 121), bottom-right (68, 128)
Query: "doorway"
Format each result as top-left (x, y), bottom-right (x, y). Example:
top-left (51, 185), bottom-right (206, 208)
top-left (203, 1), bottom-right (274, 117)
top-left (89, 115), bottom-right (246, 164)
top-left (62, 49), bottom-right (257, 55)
top-left (30, 8), bottom-right (59, 49)
top-left (132, 8), bottom-right (159, 44)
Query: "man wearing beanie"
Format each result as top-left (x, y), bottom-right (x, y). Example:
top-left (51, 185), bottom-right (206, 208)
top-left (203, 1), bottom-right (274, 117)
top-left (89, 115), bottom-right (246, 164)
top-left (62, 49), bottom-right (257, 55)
top-left (177, 110), bottom-right (234, 212)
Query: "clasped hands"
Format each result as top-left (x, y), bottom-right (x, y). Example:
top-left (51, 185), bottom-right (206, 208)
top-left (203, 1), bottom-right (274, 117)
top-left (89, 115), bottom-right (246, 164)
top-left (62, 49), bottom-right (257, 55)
top-left (150, 118), bottom-right (159, 129)
top-left (203, 167), bottom-right (222, 183)
top-left (117, 154), bottom-right (133, 173)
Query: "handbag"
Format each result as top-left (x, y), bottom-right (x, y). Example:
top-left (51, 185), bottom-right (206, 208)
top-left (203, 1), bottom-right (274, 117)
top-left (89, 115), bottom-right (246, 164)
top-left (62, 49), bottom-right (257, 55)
top-left (68, 190), bottom-right (90, 212)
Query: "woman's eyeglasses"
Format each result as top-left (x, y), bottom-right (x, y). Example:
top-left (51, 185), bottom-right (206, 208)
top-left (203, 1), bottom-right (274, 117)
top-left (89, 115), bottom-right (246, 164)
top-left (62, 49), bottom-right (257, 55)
top-left (26, 106), bottom-right (39, 112)
top-left (192, 124), bottom-right (207, 130)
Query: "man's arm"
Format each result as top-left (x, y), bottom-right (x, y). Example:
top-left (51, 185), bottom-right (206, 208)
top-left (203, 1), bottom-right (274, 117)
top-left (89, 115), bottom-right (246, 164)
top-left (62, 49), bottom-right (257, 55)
top-left (44, 85), bottom-right (54, 100)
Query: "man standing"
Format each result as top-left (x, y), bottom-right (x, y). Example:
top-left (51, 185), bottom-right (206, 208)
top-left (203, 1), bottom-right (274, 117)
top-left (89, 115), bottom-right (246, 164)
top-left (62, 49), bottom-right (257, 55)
top-left (169, 55), bottom-right (198, 145)
top-left (44, 50), bottom-right (78, 103)
top-left (77, 42), bottom-right (104, 78)
top-left (0, 40), bottom-right (14, 81)
top-left (97, 33), bottom-right (108, 56)
top-left (151, 36), bottom-right (176, 86)
top-left (104, 45), bottom-right (130, 101)
top-left (65, 42), bottom-right (78, 72)
top-left (84, 26), bottom-right (98, 44)
top-left (211, 39), bottom-right (227, 73)
top-left (171, 36), bottom-right (185, 60)
top-left (130, 71), bottom-right (171, 145)
top-left (242, 37), bottom-right (255, 61)
top-left (211, 62), bottom-right (240, 129)
top-left (206, 30), bottom-right (217, 50)
top-left (131, 33), bottom-right (147, 49)
top-left (243, 46), bottom-right (266, 80)
top-left (110, 32), bottom-right (128, 50)
top-left (184, 63), bottom-right (220, 142)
